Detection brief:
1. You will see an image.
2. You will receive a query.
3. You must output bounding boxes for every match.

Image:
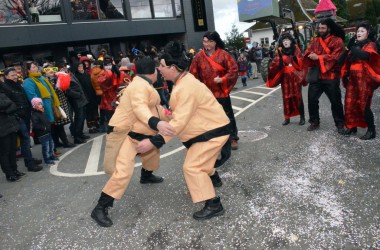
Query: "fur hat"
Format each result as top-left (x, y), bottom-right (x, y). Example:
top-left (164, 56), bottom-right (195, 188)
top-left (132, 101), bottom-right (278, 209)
top-left (31, 97), bottom-right (43, 108)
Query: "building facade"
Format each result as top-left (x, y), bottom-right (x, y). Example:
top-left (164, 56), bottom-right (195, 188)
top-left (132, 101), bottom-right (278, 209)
top-left (0, 0), bottom-right (215, 67)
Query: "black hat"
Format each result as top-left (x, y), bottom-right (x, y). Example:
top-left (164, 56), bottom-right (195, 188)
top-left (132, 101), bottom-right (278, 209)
top-left (160, 41), bottom-right (189, 71)
top-left (57, 60), bottom-right (68, 68)
top-left (12, 61), bottom-right (22, 66)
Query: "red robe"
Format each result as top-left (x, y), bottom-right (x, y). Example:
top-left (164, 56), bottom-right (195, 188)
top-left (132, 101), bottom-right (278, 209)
top-left (303, 35), bottom-right (345, 81)
top-left (98, 70), bottom-right (125, 111)
top-left (189, 48), bottom-right (238, 98)
top-left (266, 46), bottom-right (305, 118)
top-left (341, 42), bottom-right (380, 129)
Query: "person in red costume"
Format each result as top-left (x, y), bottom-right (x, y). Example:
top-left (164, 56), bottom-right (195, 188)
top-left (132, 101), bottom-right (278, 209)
top-left (303, 18), bottom-right (345, 134)
top-left (341, 23), bottom-right (380, 140)
top-left (266, 33), bottom-right (306, 126)
top-left (189, 31), bottom-right (238, 168)
top-left (97, 56), bottom-right (125, 132)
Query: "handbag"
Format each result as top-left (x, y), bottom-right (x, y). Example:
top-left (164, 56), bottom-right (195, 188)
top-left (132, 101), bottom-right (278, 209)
top-left (306, 66), bottom-right (320, 84)
top-left (53, 105), bottom-right (66, 120)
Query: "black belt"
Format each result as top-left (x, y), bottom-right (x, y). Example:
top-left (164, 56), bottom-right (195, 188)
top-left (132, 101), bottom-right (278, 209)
top-left (107, 126), bottom-right (153, 142)
top-left (182, 123), bottom-right (232, 149)
top-left (128, 131), bottom-right (153, 141)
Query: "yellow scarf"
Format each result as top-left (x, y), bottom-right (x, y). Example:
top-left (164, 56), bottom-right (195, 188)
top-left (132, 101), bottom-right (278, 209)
top-left (28, 72), bottom-right (60, 107)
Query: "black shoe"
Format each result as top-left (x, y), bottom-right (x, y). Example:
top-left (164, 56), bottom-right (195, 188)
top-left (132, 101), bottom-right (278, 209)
top-left (193, 197), bottom-right (224, 220)
top-left (74, 138), bottom-right (86, 144)
top-left (91, 192), bottom-right (114, 227)
top-left (360, 129), bottom-right (376, 140)
top-left (80, 134), bottom-right (91, 140)
top-left (140, 168), bottom-right (164, 184)
top-left (299, 116), bottom-right (305, 126)
top-left (91, 205), bottom-right (113, 227)
top-left (63, 142), bottom-right (75, 148)
top-left (307, 123), bottom-right (320, 131)
top-left (14, 170), bottom-right (26, 177)
top-left (6, 175), bottom-right (21, 182)
top-left (337, 126), bottom-right (346, 135)
top-left (210, 171), bottom-right (222, 187)
top-left (282, 119), bottom-right (290, 126)
top-left (343, 127), bottom-right (357, 136)
top-left (27, 164), bottom-right (43, 172)
top-left (89, 128), bottom-right (99, 134)
top-left (33, 159), bottom-right (42, 165)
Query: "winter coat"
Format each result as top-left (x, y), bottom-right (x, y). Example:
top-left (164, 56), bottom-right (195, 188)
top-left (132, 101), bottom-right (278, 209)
top-left (0, 79), bottom-right (31, 120)
top-left (0, 91), bottom-right (20, 137)
top-left (31, 109), bottom-right (51, 138)
top-left (65, 73), bottom-right (88, 109)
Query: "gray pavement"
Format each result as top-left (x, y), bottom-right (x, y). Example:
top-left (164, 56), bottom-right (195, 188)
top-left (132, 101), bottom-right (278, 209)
top-left (1, 77), bottom-right (380, 249)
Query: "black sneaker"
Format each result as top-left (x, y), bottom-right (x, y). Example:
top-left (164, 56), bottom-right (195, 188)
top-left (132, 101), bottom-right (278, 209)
top-left (27, 164), bottom-right (43, 172)
top-left (14, 170), bottom-right (26, 177)
top-left (307, 123), bottom-right (320, 131)
top-left (6, 175), bottom-right (21, 182)
top-left (33, 159), bottom-right (42, 165)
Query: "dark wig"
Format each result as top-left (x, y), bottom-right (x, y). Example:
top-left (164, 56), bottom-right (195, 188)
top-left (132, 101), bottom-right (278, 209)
top-left (203, 31), bottom-right (225, 49)
top-left (160, 41), bottom-right (190, 71)
top-left (356, 22), bottom-right (376, 42)
top-left (319, 18), bottom-right (345, 40)
top-left (3, 67), bottom-right (16, 76)
top-left (278, 33), bottom-right (296, 55)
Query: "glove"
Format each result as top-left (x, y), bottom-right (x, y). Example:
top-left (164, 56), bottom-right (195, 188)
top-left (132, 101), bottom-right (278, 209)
top-left (342, 76), bottom-right (349, 88)
top-left (347, 36), bottom-right (356, 50)
top-left (278, 55), bottom-right (284, 69)
top-left (351, 46), bottom-right (370, 60)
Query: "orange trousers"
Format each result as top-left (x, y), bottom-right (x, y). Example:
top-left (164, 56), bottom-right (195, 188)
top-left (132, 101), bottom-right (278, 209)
top-left (183, 135), bottom-right (229, 203)
top-left (102, 136), bottom-right (160, 199)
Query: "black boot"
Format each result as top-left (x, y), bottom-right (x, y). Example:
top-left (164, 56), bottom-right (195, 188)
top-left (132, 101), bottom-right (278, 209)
top-left (210, 171), bottom-right (222, 187)
top-left (343, 127), bottom-right (357, 137)
top-left (91, 192), bottom-right (114, 227)
top-left (299, 116), bottom-right (305, 126)
top-left (193, 197), bottom-right (224, 220)
top-left (140, 168), bottom-right (164, 184)
top-left (337, 125), bottom-right (346, 135)
top-left (282, 119), bottom-right (290, 126)
top-left (360, 128), bottom-right (376, 140)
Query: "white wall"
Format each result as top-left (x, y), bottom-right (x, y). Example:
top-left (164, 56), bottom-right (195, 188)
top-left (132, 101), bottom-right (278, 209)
top-left (250, 28), bottom-right (274, 45)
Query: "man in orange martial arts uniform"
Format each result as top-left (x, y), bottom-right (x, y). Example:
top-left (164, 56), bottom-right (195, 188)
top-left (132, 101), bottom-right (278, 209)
top-left (90, 57), bottom-right (175, 227)
top-left (137, 41), bottom-right (231, 220)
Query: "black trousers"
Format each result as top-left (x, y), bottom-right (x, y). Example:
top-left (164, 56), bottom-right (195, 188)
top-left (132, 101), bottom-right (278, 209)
top-left (0, 132), bottom-right (18, 177)
top-left (365, 99), bottom-right (375, 130)
top-left (51, 124), bottom-right (70, 146)
top-left (86, 102), bottom-right (99, 129)
top-left (308, 79), bottom-right (344, 126)
top-left (216, 96), bottom-right (239, 166)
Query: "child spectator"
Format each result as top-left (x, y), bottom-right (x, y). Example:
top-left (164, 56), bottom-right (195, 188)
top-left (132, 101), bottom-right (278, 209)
top-left (31, 98), bottom-right (58, 165)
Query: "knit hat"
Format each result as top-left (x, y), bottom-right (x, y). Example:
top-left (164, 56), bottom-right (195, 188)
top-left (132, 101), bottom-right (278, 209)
top-left (31, 97), bottom-right (43, 108)
top-left (80, 56), bottom-right (90, 63)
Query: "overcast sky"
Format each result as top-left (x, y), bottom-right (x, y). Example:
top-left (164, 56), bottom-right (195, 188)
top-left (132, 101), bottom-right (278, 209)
top-left (212, 0), bottom-right (255, 39)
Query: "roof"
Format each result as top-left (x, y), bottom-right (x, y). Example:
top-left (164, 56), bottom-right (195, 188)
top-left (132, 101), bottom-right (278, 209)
top-left (314, 0), bottom-right (337, 14)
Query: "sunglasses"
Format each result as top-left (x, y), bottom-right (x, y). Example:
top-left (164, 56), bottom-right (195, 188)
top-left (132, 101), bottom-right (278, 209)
top-left (43, 67), bottom-right (58, 73)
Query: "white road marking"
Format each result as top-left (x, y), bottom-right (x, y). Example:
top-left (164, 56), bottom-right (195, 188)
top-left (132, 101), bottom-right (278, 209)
top-left (230, 96), bottom-right (257, 103)
top-left (232, 105), bottom-right (243, 111)
top-left (241, 90), bottom-right (266, 96)
top-left (51, 84), bottom-right (280, 177)
top-left (84, 136), bottom-right (103, 174)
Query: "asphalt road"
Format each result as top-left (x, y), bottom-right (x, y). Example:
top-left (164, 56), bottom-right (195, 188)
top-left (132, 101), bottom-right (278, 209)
top-left (1, 77), bottom-right (379, 249)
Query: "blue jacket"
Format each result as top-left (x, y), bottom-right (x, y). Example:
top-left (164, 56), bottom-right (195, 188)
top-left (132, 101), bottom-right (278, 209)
top-left (23, 76), bottom-right (55, 122)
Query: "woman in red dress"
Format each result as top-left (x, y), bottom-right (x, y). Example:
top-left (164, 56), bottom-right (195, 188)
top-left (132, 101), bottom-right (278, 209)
top-left (266, 33), bottom-right (306, 126)
top-left (342, 23), bottom-right (380, 140)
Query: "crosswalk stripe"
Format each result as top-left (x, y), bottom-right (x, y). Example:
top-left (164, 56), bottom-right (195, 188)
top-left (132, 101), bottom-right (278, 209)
top-left (84, 136), bottom-right (103, 174)
top-left (230, 96), bottom-right (257, 103)
top-left (241, 90), bottom-right (266, 96)
top-left (232, 105), bottom-right (243, 111)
